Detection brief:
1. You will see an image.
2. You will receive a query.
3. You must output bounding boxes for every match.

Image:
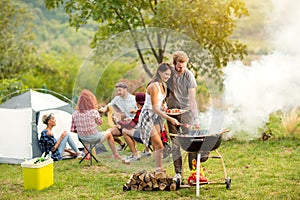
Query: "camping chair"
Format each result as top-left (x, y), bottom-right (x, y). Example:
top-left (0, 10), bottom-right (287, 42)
top-left (78, 137), bottom-right (100, 166)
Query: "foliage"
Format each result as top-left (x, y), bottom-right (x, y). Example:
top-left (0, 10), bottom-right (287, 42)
top-left (14, 0), bottom-right (96, 56)
top-left (0, 0), bottom-right (43, 101)
top-left (0, 78), bottom-right (26, 102)
top-left (96, 60), bottom-right (147, 103)
top-left (281, 108), bottom-right (300, 137)
top-left (21, 52), bottom-right (81, 100)
top-left (261, 108), bottom-right (300, 140)
top-left (44, 0), bottom-right (249, 86)
top-left (0, 0), bottom-right (83, 102)
top-left (0, 0), bottom-right (38, 79)
top-left (232, 0), bottom-right (272, 64)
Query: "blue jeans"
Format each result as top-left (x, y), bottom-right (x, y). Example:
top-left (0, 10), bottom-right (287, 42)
top-left (57, 133), bottom-right (79, 155)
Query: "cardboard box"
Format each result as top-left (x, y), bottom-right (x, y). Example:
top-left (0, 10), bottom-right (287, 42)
top-left (21, 158), bottom-right (54, 190)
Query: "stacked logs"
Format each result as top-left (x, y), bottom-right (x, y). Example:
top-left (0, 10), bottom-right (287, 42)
top-left (123, 170), bottom-right (179, 191)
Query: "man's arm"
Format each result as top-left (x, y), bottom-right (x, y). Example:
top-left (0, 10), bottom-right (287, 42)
top-left (188, 87), bottom-right (199, 122)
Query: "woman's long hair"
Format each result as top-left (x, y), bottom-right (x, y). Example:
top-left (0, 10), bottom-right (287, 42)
top-left (147, 63), bottom-right (171, 87)
top-left (76, 89), bottom-right (98, 112)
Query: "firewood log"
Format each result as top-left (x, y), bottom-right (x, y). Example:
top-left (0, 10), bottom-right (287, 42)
top-left (144, 186), bottom-right (152, 191)
top-left (144, 172), bottom-right (151, 182)
top-left (155, 172), bottom-right (166, 179)
top-left (169, 181), bottom-right (177, 191)
top-left (139, 173), bottom-right (146, 181)
top-left (129, 178), bottom-right (137, 185)
top-left (158, 182), bottom-right (167, 191)
top-left (138, 185), bottom-right (143, 191)
top-left (166, 177), bottom-right (174, 185)
top-left (131, 185), bottom-right (138, 191)
top-left (140, 181), bottom-right (147, 188)
top-left (147, 180), bottom-right (153, 188)
top-left (124, 170), bottom-right (179, 191)
top-left (123, 184), bottom-right (130, 191)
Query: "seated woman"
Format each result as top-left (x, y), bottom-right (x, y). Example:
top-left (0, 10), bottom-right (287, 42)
top-left (39, 113), bottom-right (81, 161)
top-left (71, 89), bottom-right (121, 160)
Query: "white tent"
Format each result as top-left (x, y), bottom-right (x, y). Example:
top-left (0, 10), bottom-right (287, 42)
top-left (0, 89), bottom-right (82, 164)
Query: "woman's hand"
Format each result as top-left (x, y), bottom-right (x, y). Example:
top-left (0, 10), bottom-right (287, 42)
top-left (61, 131), bottom-right (67, 138)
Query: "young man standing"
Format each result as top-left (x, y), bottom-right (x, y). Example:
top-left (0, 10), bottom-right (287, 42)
top-left (166, 51), bottom-right (200, 183)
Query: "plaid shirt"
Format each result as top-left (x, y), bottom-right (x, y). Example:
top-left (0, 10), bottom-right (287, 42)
top-left (39, 130), bottom-right (61, 161)
top-left (71, 109), bottom-right (102, 136)
top-left (118, 108), bottom-right (141, 130)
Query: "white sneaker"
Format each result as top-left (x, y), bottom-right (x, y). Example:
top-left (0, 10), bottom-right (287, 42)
top-left (141, 151), bottom-right (151, 157)
top-left (173, 173), bottom-right (182, 183)
top-left (125, 155), bottom-right (140, 162)
top-left (121, 154), bottom-right (134, 162)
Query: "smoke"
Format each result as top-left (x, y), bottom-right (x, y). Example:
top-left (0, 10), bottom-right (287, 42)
top-left (222, 0), bottom-right (300, 138)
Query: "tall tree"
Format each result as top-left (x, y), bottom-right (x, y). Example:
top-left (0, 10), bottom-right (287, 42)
top-left (0, 0), bottom-right (41, 99)
top-left (0, 0), bottom-right (37, 79)
top-left (45, 0), bottom-right (248, 85)
top-left (0, 0), bottom-right (80, 102)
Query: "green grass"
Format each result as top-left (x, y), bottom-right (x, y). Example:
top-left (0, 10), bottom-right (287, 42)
top-left (1, 138), bottom-right (299, 199)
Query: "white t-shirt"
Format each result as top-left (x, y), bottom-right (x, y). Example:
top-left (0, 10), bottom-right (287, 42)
top-left (108, 94), bottom-right (136, 119)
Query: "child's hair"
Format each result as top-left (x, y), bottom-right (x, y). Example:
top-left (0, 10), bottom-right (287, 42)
top-left (135, 92), bottom-right (145, 106)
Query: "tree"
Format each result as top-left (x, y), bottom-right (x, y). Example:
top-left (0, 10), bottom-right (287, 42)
top-left (0, 0), bottom-right (40, 100)
top-left (0, 0), bottom-right (80, 102)
top-left (44, 0), bottom-right (248, 85)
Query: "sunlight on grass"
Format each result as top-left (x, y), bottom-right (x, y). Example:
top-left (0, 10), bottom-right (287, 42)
top-left (1, 139), bottom-right (299, 199)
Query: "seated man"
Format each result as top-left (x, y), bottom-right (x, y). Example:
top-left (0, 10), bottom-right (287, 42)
top-left (99, 82), bottom-right (137, 151)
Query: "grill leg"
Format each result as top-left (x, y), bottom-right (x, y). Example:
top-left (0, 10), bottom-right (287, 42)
top-left (196, 152), bottom-right (201, 196)
top-left (215, 150), bottom-right (227, 179)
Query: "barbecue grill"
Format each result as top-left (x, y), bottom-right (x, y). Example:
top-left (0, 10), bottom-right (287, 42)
top-left (170, 129), bottom-right (231, 196)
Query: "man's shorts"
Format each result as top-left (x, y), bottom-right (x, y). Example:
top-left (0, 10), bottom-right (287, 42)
top-left (133, 130), bottom-right (143, 144)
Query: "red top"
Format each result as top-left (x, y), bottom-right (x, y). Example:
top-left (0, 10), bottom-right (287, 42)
top-left (117, 108), bottom-right (141, 130)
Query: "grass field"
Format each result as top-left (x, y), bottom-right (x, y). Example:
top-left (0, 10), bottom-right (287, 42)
top-left (0, 137), bottom-right (299, 200)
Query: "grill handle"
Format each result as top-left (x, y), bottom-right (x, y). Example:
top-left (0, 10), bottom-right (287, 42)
top-left (191, 139), bottom-right (204, 142)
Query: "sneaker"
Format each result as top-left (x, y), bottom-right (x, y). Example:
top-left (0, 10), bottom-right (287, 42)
top-left (125, 155), bottom-right (140, 162)
top-left (173, 173), bottom-right (182, 183)
top-left (141, 151), bottom-right (151, 157)
top-left (76, 152), bottom-right (83, 160)
top-left (117, 143), bottom-right (127, 151)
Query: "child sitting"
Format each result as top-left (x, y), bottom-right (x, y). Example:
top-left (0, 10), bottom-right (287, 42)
top-left (114, 92), bottom-right (150, 162)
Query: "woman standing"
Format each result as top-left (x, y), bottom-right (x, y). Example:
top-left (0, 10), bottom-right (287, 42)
top-left (71, 89), bottom-right (121, 160)
top-left (139, 63), bottom-right (180, 173)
